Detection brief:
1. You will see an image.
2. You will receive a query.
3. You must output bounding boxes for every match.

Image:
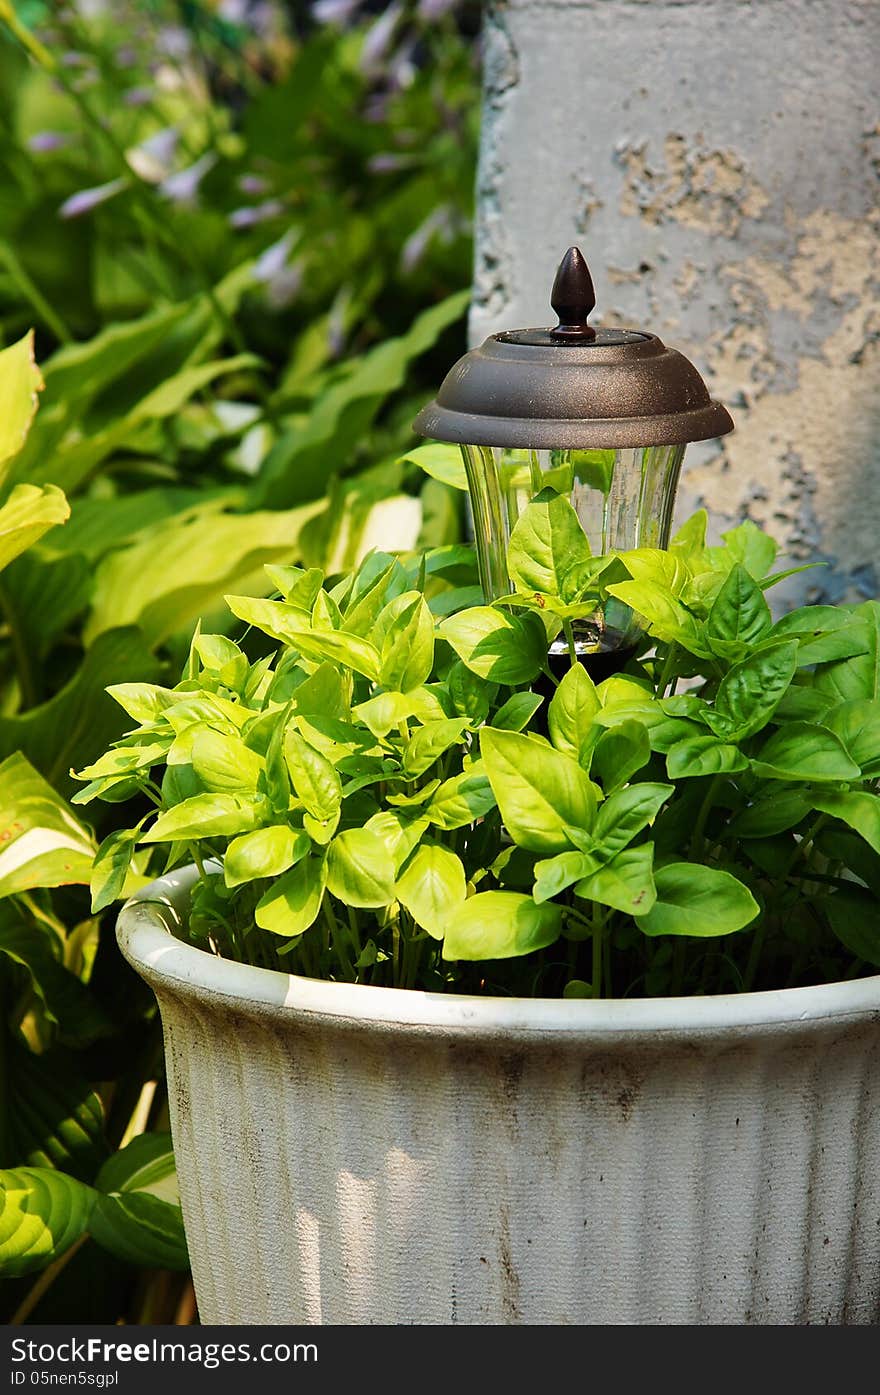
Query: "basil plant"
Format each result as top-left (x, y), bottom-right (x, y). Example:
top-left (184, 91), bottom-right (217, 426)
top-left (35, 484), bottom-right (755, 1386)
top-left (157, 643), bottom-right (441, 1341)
top-left (75, 494), bottom-right (880, 998)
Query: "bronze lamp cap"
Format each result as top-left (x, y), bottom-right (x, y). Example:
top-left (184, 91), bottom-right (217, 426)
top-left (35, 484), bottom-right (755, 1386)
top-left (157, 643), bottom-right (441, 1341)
top-left (413, 246), bottom-right (734, 450)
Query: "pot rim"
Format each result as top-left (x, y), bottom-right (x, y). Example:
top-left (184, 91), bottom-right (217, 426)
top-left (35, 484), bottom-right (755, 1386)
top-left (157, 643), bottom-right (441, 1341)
top-left (118, 865), bottom-right (880, 1037)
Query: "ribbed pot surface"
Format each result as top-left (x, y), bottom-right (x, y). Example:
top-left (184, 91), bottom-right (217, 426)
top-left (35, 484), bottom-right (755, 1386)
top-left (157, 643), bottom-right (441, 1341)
top-left (118, 869), bottom-right (880, 1325)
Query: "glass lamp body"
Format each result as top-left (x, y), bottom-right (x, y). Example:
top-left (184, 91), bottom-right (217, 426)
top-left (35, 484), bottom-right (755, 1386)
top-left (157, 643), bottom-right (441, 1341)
top-left (462, 440), bottom-right (686, 666)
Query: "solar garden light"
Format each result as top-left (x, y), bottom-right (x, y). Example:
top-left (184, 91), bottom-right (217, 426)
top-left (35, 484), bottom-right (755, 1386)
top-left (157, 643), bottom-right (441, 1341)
top-left (414, 246), bottom-right (733, 675)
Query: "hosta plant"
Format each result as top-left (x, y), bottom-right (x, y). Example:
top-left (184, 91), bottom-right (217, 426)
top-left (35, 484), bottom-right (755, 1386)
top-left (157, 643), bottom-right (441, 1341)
top-left (78, 493), bottom-right (880, 999)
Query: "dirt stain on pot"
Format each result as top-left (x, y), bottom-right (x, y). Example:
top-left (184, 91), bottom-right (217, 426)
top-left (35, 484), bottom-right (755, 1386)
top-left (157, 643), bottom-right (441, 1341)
top-left (497, 1202), bottom-right (521, 1321)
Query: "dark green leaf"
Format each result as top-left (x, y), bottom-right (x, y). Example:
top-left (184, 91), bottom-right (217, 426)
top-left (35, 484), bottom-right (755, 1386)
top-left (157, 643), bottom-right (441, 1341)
top-left (636, 863), bottom-right (759, 937)
top-left (751, 724), bottom-right (860, 782)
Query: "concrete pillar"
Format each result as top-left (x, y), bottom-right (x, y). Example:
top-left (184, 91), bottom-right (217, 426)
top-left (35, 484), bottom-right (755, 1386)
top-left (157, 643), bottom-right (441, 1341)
top-left (472, 0), bottom-right (880, 603)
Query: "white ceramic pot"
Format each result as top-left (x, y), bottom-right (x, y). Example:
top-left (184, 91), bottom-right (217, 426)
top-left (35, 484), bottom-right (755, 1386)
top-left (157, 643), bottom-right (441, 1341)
top-left (118, 867), bottom-right (880, 1326)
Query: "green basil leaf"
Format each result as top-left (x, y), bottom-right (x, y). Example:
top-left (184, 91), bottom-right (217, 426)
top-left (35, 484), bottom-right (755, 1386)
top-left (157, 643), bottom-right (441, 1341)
top-left (325, 828), bottom-right (396, 908)
top-left (364, 811), bottom-right (429, 872)
top-left (225, 595), bottom-right (380, 681)
top-left (425, 764), bottom-right (497, 830)
top-left (400, 442), bottom-right (468, 491)
top-left (548, 662), bottom-right (600, 757)
top-left (592, 702), bottom-right (702, 755)
top-left (224, 825), bottom-right (310, 887)
top-left (821, 887), bottom-right (880, 967)
top-left (815, 828), bottom-right (880, 895)
top-left (490, 691), bottom-right (544, 732)
top-left (621, 548), bottom-right (689, 596)
top-left (303, 807), bottom-right (340, 845)
top-left (706, 640), bottom-right (798, 740)
top-left (293, 663), bottom-right (352, 721)
top-left (636, 862), bottom-right (759, 938)
top-left (571, 449), bottom-right (616, 495)
top-left (283, 727), bottom-right (342, 820)
top-left (190, 728), bottom-right (264, 793)
top-left (666, 736), bottom-right (749, 779)
top-left (728, 788), bottom-right (812, 838)
top-left (439, 607), bottom-right (546, 684)
top-left (810, 790), bottom-right (880, 856)
top-left (507, 488), bottom-right (592, 595)
top-left (90, 825), bottom-right (141, 913)
top-left (396, 843), bottom-right (467, 938)
top-left (480, 728), bottom-right (598, 854)
top-left (825, 699), bottom-right (880, 775)
top-left (533, 850), bottom-right (597, 904)
top-left (605, 580), bottom-right (710, 657)
top-left (378, 592), bottom-right (435, 693)
top-left (669, 509), bottom-right (707, 557)
top-left (142, 793), bottom-right (263, 842)
top-left (575, 843), bottom-right (656, 916)
top-left (106, 682), bottom-right (177, 724)
top-left (591, 719), bottom-right (651, 792)
top-left (402, 719), bottom-right (470, 777)
top-left (706, 563), bottom-right (772, 647)
top-left (592, 782), bottom-right (673, 859)
top-left (447, 660), bottom-right (494, 723)
top-left (813, 601), bottom-right (880, 703)
top-left (771, 686), bottom-right (834, 724)
top-left (751, 723), bottom-right (861, 782)
top-left (718, 519), bottom-right (778, 579)
top-left (255, 854), bottom-right (326, 936)
top-left (442, 891), bottom-right (562, 961)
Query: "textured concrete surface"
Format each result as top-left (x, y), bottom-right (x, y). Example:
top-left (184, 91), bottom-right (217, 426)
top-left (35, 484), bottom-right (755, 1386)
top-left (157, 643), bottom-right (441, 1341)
top-left (472, 0), bottom-right (880, 603)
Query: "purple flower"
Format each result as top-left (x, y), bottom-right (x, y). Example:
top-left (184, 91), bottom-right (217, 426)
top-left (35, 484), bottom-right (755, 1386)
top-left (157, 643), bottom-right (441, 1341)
top-left (253, 232), bottom-right (303, 309)
top-left (159, 154), bottom-right (217, 204)
top-left (123, 86), bottom-right (154, 108)
top-left (229, 199), bottom-right (284, 229)
top-left (253, 230), bottom-right (296, 282)
top-left (28, 131), bottom-right (71, 154)
top-left (312, 0), bottom-right (361, 24)
top-left (238, 174), bottom-right (270, 196)
top-left (401, 206), bottom-right (453, 272)
top-left (156, 26), bottom-right (191, 60)
top-left (367, 153), bottom-right (411, 174)
top-left (59, 177), bottom-right (128, 220)
top-left (363, 95), bottom-right (390, 124)
top-left (265, 266), bottom-right (303, 310)
top-left (360, 4), bottom-right (402, 69)
top-left (417, 0), bottom-right (457, 17)
top-left (126, 127), bottom-right (180, 182)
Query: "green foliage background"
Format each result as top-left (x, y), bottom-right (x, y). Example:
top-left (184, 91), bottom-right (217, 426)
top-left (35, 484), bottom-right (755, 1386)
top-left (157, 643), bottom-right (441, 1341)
top-left (0, 0), bottom-right (479, 1322)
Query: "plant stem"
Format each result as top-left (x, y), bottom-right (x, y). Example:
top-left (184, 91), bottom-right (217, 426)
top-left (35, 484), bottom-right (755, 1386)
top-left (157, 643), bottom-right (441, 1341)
top-left (671, 938), bottom-right (687, 995)
top-left (591, 909), bottom-right (604, 999)
top-left (656, 643), bottom-right (679, 698)
top-left (10, 1234), bottom-right (89, 1325)
top-left (784, 814), bottom-right (828, 879)
top-left (562, 618), bottom-right (578, 667)
top-left (742, 922), bottom-right (766, 993)
top-left (690, 775), bottom-right (722, 860)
